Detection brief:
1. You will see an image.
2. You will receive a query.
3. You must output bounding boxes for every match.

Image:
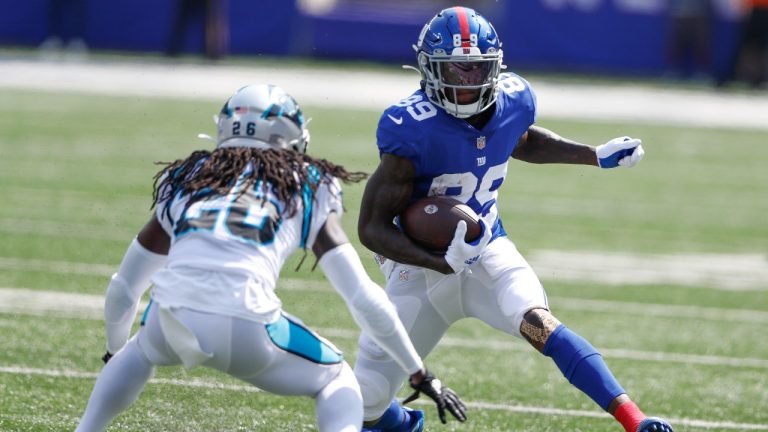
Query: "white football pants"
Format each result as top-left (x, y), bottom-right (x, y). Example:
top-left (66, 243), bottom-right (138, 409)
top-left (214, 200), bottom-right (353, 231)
top-left (76, 304), bottom-right (362, 432)
top-left (354, 237), bottom-right (549, 420)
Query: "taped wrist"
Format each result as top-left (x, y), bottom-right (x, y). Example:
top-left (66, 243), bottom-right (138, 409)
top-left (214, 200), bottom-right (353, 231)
top-left (104, 238), bottom-right (167, 353)
top-left (319, 243), bottom-right (423, 374)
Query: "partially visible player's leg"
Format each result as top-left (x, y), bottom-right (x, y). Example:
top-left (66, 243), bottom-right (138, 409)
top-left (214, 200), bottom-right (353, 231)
top-left (76, 300), bottom-right (192, 432)
top-left (254, 357), bottom-right (362, 432)
top-left (225, 312), bottom-right (362, 431)
top-left (522, 309), bottom-right (626, 410)
top-left (315, 362), bottom-right (364, 432)
top-left (355, 264), bottom-right (453, 431)
top-left (463, 237), bottom-right (550, 339)
top-left (470, 238), bottom-right (674, 432)
top-left (75, 338), bottom-right (157, 432)
top-left (523, 308), bottom-right (673, 432)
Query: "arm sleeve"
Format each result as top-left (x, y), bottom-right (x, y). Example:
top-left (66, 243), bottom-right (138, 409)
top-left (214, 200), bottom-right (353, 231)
top-left (319, 243), bottom-right (423, 375)
top-left (104, 238), bottom-right (167, 353)
top-left (304, 177), bottom-right (345, 250)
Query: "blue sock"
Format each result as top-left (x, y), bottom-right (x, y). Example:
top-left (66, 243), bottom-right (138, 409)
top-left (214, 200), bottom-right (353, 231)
top-left (543, 324), bottom-right (625, 411)
top-left (368, 399), bottom-right (408, 430)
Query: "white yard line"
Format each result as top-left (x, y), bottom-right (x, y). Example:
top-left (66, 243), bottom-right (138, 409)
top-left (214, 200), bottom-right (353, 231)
top-left (1, 365), bottom-right (766, 430)
top-left (0, 256), bottom-right (116, 276)
top-left (530, 250), bottom-right (768, 291)
top-left (1, 58), bottom-right (768, 130)
top-left (3, 261), bottom-right (768, 324)
top-left (0, 218), bottom-right (135, 242)
top-left (2, 247), bottom-right (766, 290)
top-left (552, 297), bottom-right (768, 324)
top-left (2, 287), bottom-right (767, 369)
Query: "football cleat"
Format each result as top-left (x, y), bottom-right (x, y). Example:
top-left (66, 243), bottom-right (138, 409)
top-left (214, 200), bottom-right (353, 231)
top-left (637, 417), bottom-right (674, 432)
top-left (404, 407), bottom-right (424, 432)
top-left (216, 84), bottom-right (310, 153)
top-left (362, 406), bottom-right (424, 432)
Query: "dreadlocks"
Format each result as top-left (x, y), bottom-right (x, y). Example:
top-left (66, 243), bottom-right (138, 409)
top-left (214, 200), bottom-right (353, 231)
top-left (152, 147), bottom-right (367, 217)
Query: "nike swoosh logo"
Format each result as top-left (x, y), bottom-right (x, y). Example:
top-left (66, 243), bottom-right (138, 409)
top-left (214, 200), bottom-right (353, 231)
top-left (387, 114), bottom-right (403, 125)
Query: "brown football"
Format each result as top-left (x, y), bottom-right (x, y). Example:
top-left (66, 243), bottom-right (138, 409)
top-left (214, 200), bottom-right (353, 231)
top-left (400, 196), bottom-right (482, 252)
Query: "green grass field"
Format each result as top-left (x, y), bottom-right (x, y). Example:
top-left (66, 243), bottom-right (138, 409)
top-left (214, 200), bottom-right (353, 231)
top-left (1, 82), bottom-right (767, 432)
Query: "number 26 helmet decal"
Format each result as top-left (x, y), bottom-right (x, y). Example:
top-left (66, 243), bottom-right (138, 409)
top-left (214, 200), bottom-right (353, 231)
top-left (216, 84), bottom-right (310, 153)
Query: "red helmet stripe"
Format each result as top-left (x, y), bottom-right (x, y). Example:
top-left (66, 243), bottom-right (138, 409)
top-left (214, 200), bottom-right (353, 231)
top-left (454, 7), bottom-right (471, 47)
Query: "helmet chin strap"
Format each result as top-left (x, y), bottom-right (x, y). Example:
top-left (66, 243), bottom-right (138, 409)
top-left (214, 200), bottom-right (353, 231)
top-left (443, 100), bottom-right (481, 118)
top-left (440, 87), bottom-right (483, 119)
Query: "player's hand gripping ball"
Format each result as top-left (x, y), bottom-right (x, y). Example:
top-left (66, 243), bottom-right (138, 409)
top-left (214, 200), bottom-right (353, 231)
top-left (401, 196), bottom-right (482, 252)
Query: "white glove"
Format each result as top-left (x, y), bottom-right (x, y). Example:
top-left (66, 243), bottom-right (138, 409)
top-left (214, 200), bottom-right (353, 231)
top-left (595, 136), bottom-right (644, 168)
top-left (445, 220), bottom-right (492, 273)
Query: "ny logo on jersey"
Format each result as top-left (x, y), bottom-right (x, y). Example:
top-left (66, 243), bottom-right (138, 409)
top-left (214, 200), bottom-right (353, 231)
top-left (477, 156), bottom-right (486, 166)
top-left (476, 136), bottom-right (486, 149)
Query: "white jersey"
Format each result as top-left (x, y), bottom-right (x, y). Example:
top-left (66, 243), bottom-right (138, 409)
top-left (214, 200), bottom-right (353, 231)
top-left (150, 167), bottom-right (343, 323)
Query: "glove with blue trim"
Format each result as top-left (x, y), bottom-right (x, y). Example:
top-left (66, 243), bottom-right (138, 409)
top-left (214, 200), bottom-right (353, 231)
top-left (596, 136), bottom-right (644, 168)
top-left (445, 220), bottom-right (491, 273)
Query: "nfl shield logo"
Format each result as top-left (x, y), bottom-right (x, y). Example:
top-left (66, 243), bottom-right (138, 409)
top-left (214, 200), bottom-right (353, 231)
top-left (476, 136), bottom-right (486, 149)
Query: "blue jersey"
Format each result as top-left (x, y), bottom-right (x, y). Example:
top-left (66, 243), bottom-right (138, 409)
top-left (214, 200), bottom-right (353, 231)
top-left (377, 72), bottom-right (537, 238)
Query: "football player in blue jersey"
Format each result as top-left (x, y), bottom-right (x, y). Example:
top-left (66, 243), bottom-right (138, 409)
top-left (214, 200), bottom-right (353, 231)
top-left (354, 6), bottom-right (674, 432)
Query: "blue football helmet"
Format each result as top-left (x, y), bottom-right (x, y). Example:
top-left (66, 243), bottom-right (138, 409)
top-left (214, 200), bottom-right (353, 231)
top-left (216, 84), bottom-right (310, 153)
top-left (414, 7), bottom-right (504, 118)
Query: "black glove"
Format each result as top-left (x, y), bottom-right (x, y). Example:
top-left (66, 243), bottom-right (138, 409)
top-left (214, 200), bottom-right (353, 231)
top-left (101, 351), bottom-right (113, 364)
top-left (402, 369), bottom-right (467, 424)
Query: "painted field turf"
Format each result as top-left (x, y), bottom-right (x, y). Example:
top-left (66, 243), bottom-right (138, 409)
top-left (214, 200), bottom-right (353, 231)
top-left (0, 88), bottom-right (766, 431)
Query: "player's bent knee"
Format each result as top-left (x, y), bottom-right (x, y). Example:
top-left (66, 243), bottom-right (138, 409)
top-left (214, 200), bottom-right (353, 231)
top-left (520, 308), bottom-right (562, 352)
top-left (316, 362), bottom-right (363, 432)
top-left (318, 362), bottom-right (361, 401)
top-left (355, 369), bottom-right (395, 418)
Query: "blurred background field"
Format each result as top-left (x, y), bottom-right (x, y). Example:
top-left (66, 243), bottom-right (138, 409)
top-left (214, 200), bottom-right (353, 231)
top-left (0, 0), bottom-right (763, 83)
top-left (1, 0), bottom-right (768, 430)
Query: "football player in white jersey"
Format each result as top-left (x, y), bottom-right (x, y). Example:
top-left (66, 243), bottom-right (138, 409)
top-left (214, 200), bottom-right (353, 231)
top-left (354, 6), bottom-right (674, 432)
top-left (74, 84), bottom-right (465, 432)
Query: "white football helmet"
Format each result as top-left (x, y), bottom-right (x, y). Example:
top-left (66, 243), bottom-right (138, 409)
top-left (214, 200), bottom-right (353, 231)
top-left (216, 84), bottom-right (310, 153)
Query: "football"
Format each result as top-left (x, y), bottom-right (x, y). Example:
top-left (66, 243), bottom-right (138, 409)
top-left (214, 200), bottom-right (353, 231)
top-left (400, 196), bottom-right (482, 252)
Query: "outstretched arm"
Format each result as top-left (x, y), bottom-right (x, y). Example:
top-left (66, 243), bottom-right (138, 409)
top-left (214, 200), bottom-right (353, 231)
top-left (313, 213), bottom-right (467, 423)
top-left (314, 212), bottom-right (423, 375)
top-left (513, 126), bottom-right (644, 168)
top-left (103, 216), bottom-right (169, 361)
top-left (512, 126), bottom-right (599, 165)
top-left (357, 153), bottom-right (453, 274)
